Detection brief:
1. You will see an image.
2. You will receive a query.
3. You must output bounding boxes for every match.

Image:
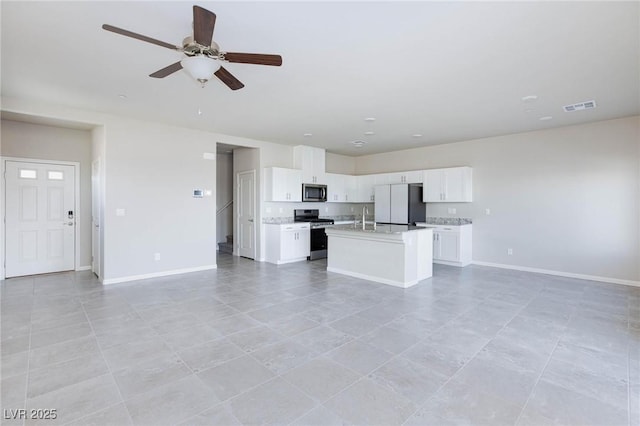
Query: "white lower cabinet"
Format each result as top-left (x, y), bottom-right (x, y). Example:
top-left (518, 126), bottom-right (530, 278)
top-left (265, 223), bottom-right (310, 265)
top-left (419, 224), bottom-right (472, 267)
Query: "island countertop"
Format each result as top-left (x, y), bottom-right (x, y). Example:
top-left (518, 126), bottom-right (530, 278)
top-left (328, 223), bottom-right (429, 235)
top-left (325, 224), bottom-right (433, 287)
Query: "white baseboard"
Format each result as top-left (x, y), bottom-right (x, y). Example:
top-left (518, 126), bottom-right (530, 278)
top-left (471, 261), bottom-right (640, 288)
top-left (327, 266), bottom-right (417, 288)
top-left (102, 265), bottom-right (217, 285)
top-left (75, 265), bottom-right (92, 271)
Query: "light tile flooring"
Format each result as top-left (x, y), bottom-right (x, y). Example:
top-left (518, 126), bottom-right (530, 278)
top-left (1, 253), bottom-right (639, 426)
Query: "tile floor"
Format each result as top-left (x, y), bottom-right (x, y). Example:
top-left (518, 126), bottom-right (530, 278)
top-left (1, 253), bottom-right (639, 426)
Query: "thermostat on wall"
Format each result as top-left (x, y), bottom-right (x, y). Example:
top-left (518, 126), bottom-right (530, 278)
top-left (193, 189), bottom-right (204, 198)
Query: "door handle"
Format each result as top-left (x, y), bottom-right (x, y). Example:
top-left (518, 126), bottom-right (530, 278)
top-left (248, 218), bottom-right (254, 222)
top-left (64, 222), bottom-right (74, 226)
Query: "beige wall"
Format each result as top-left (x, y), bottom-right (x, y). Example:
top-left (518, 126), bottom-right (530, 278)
top-left (326, 152), bottom-right (356, 174)
top-left (355, 116), bottom-right (640, 282)
top-left (1, 119), bottom-right (93, 268)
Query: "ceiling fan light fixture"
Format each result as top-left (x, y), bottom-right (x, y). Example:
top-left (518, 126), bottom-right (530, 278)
top-left (181, 55), bottom-right (221, 87)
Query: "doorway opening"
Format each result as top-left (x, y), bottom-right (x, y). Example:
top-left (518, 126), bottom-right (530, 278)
top-left (216, 144), bottom-right (236, 255)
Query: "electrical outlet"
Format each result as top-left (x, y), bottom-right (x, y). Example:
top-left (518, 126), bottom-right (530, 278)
top-left (507, 248), bottom-right (513, 255)
top-left (279, 208), bottom-right (283, 213)
top-left (350, 207), bottom-right (354, 212)
top-left (266, 207), bottom-right (272, 213)
top-left (485, 208), bottom-right (491, 215)
top-left (154, 253), bottom-right (161, 261)
top-left (448, 208), bottom-right (457, 214)
top-left (325, 207), bottom-right (329, 212)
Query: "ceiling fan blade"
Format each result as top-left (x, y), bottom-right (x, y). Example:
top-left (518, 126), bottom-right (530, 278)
top-left (149, 61), bottom-right (183, 78)
top-left (193, 6), bottom-right (216, 46)
top-left (215, 67), bottom-right (245, 90)
top-left (102, 24), bottom-right (178, 50)
top-left (224, 52), bottom-right (283, 66)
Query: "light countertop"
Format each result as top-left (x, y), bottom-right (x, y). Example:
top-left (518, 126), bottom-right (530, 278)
top-left (328, 223), bottom-right (431, 235)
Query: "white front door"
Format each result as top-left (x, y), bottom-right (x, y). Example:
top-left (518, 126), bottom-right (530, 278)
top-left (91, 158), bottom-right (101, 278)
top-left (5, 160), bottom-right (76, 278)
top-left (237, 170), bottom-right (255, 259)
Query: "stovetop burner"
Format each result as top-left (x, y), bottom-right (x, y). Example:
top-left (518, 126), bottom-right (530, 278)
top-left (294, 209), bottom-right (334, 227)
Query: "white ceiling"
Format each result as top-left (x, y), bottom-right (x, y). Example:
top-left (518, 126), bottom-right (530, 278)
top-left (2, 1), bottom-right (638, 156)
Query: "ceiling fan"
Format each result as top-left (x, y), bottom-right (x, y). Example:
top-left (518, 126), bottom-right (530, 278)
top-left (102, 5), bottom-right (282, 90)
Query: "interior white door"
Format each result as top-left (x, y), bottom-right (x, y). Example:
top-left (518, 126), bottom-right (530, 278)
top-left (5, 160), bottom-right (76, 277)
top-left (237, 170), bottom-right (255, 259)
top-left (91, 158), bottom-right (101, 278)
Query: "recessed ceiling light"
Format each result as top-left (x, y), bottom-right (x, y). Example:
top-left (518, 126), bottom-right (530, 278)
top-left (118, 94), bottom-right (127, 99)
top-left (524, 108), bottom-right (534, 113)
top-left (364, 117), bottom-right (376, 122)
top-left (412, 134), bottom-right (423, 138)
top-left (197, 108), bottom-right (203, 116)
top-left (521, 95), bottom-right (538, 103)
top-left (539, 116), bottom-right (553, 121)
top-left (351, 140), bottom-right (366, 148)
top-left (364, 131), bottom-right (375, 136)
top-left (303, 133), bottom-right (313, 137)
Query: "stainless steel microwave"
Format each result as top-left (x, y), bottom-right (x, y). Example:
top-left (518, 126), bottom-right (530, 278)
top-left (302, 183), bottom-right (327, 202)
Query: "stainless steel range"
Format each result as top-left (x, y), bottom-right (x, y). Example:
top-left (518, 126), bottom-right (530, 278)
top-left (294, 209), bottom-right (334, 260)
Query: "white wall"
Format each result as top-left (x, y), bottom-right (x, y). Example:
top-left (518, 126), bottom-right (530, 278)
top-left (102, 119), bottom-right (218, 281)
top-left (1, 119), bottom-right (93, 268)
top-left (355, 116), bottom-right (640, 283)
top-left (216, 153), bottom-right (233, 244)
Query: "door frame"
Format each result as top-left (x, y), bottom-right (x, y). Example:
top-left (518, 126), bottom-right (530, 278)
top-left (236, 169), bottom-right (256, 260)
top-left (1, 156), bottom-right (81, 279)
top-left (91, 157), bottom-right (101, 279)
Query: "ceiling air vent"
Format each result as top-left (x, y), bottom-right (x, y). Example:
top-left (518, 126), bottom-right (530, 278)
top-left (563, 100), bottom-right (597, 112)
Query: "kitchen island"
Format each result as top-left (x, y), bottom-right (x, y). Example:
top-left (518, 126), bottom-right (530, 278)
top-left (324, 224), bottom-right (433, 288)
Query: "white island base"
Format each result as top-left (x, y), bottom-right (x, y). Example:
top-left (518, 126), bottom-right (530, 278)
top-left (325, 225), bottom-right (433, 288)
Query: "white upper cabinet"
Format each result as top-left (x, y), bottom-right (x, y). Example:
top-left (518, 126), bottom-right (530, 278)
top-left (293, 146), bottom-right (326, 184)
top-left (355, 175), bottom-right (376, 202)
top-left (264, 167), bottom-right (302, 202)
top-left (386, 171), bottom-right (423, 184)
top-left (326, 173), bottom-right (356, 202)
top-left (423, 167), bottom-right (472, 202)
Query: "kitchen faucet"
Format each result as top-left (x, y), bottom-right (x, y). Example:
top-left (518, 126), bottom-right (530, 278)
top-left (362, 206), bottom-right (367, 230)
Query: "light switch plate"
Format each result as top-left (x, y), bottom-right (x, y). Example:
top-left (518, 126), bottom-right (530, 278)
top-left (116, 208), bottom-right (125, 217)
top-left (485, 208), bottom-right (491, 215)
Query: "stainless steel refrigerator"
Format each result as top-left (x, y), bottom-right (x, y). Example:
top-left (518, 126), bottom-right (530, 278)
top-left (374, 184), bottom-right (425, 225)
